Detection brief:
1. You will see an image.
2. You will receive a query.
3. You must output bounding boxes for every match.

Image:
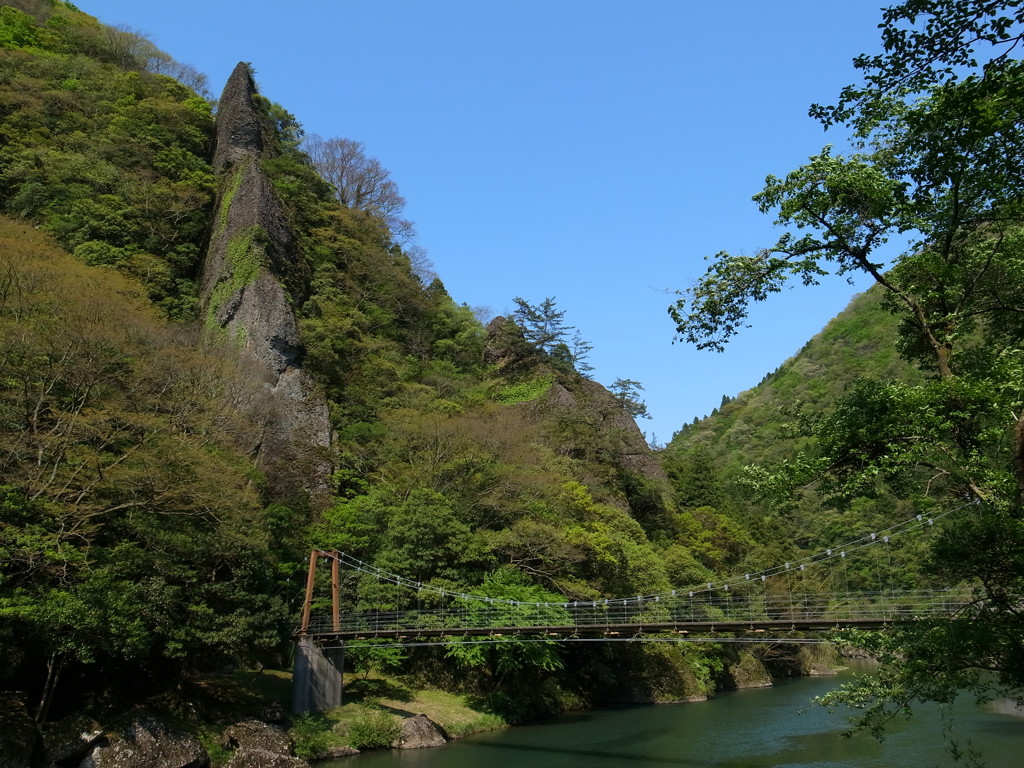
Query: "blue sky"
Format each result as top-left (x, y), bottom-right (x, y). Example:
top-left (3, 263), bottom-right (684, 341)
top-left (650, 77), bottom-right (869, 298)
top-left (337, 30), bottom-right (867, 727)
top-left (83, 1), bottom-right (893, 443)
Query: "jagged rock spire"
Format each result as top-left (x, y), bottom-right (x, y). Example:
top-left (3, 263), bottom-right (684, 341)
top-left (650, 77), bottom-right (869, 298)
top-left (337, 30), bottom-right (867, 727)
top-left (199, 62), bottom-right (331, 505)
top-left (212, 62), bottom-right (264, 172)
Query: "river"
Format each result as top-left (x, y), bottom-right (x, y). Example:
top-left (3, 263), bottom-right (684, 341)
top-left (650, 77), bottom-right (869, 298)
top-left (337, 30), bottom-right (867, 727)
top-left (334, 661), bottom-right (1024, 767)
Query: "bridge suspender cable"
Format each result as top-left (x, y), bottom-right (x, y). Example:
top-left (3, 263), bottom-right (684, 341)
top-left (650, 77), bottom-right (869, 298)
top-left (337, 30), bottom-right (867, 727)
top-left (312, 504), bottom-right (963, 610)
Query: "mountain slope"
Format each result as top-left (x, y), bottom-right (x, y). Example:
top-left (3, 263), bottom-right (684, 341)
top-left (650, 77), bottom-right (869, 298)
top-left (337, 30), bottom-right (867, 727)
top-left (0, 2), bottom-right (735, 721)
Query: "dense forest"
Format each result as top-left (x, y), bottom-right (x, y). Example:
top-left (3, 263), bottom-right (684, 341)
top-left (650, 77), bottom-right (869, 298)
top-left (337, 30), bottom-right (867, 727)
top-left (2, 0), bottom-right (1023, 760)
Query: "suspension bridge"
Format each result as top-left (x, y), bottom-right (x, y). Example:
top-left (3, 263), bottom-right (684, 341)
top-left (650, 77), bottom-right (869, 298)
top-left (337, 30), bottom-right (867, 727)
top-left (292, 507), bottom-right (976, 711)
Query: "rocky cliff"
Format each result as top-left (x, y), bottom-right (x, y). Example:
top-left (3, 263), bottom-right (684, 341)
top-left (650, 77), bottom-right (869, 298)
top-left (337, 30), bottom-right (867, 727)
top-left (200, 62), bottom-right (331, 504)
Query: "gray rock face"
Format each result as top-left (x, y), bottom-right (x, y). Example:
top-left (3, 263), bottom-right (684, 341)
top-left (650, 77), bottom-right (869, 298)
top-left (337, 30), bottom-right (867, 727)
top-left (200, 62), bottom-right (331, 501)
top-left (221, 720), bottom-right (293, 755)
top-left (545, 379), bottom-right (668, 483)
top-left (200, 162), bottom-right (299, 322)
top-left (220, 720), bottom-right (307, 768)
top-left (212, 63), bottom-right (264, 172)
top-left (0, 692), bottom-right (37, 768)
top-left (42, 712), bottom-right (103, 764)
top-left (80, 712), bottom-right (208, 768)
top-left (393, 714), bottom-right (446, 749)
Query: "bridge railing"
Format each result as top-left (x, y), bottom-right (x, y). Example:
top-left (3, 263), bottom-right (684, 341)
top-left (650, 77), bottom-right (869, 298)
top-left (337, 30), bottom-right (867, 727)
top-left (300, 588), bottom-right (974, 637)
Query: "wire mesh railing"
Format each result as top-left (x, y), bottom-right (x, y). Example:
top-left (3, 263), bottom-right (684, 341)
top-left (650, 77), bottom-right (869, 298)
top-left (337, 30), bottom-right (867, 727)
top-left (300, 588), bottom-right (974, 637)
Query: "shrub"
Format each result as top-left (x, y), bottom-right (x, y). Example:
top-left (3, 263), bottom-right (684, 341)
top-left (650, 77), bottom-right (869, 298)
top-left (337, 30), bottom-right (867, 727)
top-left (288, 713), bottom-right (333, 760)
top-left (345, 704), bottom-right (402, 750)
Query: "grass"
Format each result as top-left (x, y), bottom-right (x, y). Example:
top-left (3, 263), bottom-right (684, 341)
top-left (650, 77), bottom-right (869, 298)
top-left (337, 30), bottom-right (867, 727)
top-left (323, 672), bottom-right (506, 742)
top-left (186, 667), bottom-right (506, 759)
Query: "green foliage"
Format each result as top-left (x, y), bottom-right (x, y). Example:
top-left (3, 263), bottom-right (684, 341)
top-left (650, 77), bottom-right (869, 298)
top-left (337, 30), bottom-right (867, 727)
top-left (0, 218), bottom-right (286, 710)
top-left (345, 640), bottom-right (406, 680)
top-left (0, 10), bottom-right (215, 317)
top-left (0, 6), bottom-right (41, 48)
top-left (608, 378), bottom-right (650, 419)
top-left (288, 712), bottom-right (335, 760)
top-left (207, 224), bottom-right (267, 330)
top-left (810, 0), bottom-right (1024, 130)
top-left (511, 296), bottom-right (592, 373)
top-left (440, 569), bottom-right (573, 722)
top-left (444, 568), bottom-right (568, 674)
top-left (343, 705), bottom-right (402, 750)
top-left (492, 374), bottom-right (554, 405)
top-left (670, 0), bottom-right (1024, 736)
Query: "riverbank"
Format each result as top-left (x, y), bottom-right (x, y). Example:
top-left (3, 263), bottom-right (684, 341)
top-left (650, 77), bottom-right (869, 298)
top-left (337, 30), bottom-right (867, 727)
top-left (0, 643), bottom-right (843, 765)
top-left (289, 641), bottom-right (842, 760)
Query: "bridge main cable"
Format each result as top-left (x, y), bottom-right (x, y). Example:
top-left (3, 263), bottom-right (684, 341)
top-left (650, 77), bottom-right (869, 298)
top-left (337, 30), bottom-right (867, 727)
top-left (321, 504), bottom-right (963, 611)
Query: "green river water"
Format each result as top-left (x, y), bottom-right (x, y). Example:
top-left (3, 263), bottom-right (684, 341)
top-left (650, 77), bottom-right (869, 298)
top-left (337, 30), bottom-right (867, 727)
top-left (333, 661), bottom-right (1024, 768)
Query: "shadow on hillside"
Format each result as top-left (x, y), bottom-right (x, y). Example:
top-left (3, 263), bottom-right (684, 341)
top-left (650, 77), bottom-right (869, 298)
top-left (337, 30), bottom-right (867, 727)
top-left (342, 676), bottom-right (414, 705)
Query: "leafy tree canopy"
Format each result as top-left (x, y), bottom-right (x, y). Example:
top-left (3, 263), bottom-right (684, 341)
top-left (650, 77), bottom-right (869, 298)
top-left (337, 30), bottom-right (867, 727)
top-left (669, 0), bottom-right (1024, 734)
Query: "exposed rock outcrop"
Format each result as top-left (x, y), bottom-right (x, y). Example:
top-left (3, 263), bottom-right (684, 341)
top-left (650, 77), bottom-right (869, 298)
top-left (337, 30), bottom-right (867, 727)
top-left (212, 63), bottom-right (264, 173)
top-left (42, 712), bottom-right (103, 765)
top-left (544, 378), bottom-right (667, 483)
top-left (0, 692), bottom-right (38, 768)
top-left (80, 711), bottom-right (208, 768)
top-left (220, 720), bottom-right (307, 768)
top-left (392, 714), bottom-right (447, 749)
top-left (200, 62), bottom-right (331, 503)
top-left (483, 316), bottom-right (667, 488)
top-left (726, 649), bottom-right (773, 689)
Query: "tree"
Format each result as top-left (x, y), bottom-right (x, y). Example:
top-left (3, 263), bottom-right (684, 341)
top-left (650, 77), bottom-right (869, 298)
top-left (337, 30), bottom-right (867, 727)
top-left (810, 0), bottom-right (1024, 131)
top-left (444, 568), bottom-right (568, 721)
top-left (511, 296), bottom-right (572, 354)
top-left (609, 378), bottom-right (650, 420)
top-left (303, 135), bottom-right (414, 242)
top-left (0, 219), bottom-right (287, 715)
top-left (669, 0), bottom-right (1024, 735)
top-left (568, 330), bottom-right (595, 375)
top-left (510, 295), bottom-right (596, 376)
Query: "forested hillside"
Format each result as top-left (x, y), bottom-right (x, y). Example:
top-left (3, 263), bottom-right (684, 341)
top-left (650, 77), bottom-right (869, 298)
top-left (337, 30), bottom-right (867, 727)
top-left (0, 0), bottom-right (775, 728)
top-left (663, 287), bottom-right (935, 593)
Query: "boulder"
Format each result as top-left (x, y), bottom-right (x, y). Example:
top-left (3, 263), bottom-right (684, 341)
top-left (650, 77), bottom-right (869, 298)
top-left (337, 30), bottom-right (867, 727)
top-left (80, 711), bottom-right (208, 768)
top-left (392, 714), bottom-right (446, 749)
top-left (221, 720), bottom-right (293, 756)
top-left (42, 712), bottom-right (103, 764)
top-left (259, 700), bottom-right (285, 724)
top-left (0, 692), bottom-right (38, 768)
top-left (220, 720), bottom-right (307, 768)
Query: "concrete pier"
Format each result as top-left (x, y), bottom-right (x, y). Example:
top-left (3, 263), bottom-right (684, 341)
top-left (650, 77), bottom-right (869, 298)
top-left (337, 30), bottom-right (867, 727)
top-left (292, 636), bottom-right (343, 713)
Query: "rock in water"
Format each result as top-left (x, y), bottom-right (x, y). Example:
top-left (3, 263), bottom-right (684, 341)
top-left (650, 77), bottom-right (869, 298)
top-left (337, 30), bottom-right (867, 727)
top-left (393, 714), bottom-right (447, 749)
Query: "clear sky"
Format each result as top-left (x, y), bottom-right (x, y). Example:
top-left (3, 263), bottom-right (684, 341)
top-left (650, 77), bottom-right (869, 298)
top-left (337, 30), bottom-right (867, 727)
top-left (81, 0), bottom-right (893, 443)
